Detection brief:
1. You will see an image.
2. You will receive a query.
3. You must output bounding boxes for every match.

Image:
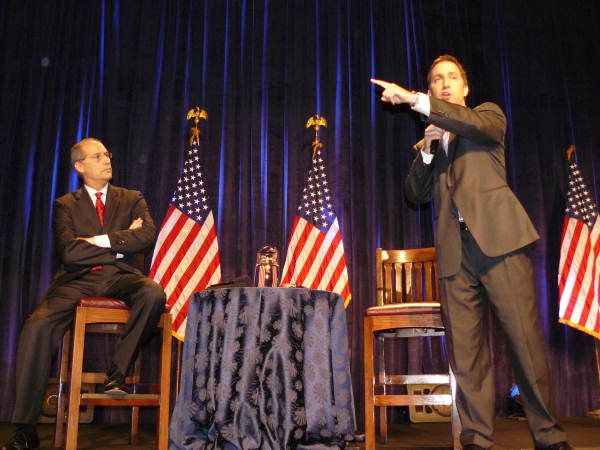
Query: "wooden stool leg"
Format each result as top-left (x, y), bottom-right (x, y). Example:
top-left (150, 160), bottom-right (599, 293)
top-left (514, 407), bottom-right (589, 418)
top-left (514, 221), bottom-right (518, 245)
top-left (130, 407), bottom-right (140, 444)
top-left (130, 354), bottom-right (142, 444)
top-left (54, 331), bottom-right (71, 448)
top-left (377, 334), bottom-right (388, 443)
top-left (65, 308), bottom-right (87, 450)
top-left (364, 317), bottom-right (376, 450)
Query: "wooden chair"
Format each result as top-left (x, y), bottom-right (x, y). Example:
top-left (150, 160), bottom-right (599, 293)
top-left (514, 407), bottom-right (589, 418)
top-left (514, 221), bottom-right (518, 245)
top-left (54, 297), bottom-right (172, 449)
top-left (364, 248), bottom-right (460, 449)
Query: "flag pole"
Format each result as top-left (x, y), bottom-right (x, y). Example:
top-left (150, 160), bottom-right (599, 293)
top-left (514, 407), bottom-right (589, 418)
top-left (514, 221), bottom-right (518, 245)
top-left (590, 340), bottom-right (600, 418)
top-left (280, 114), bottom-right (351, 306)
top-left (166, 106), bottom-right (209, 401)
top-left (175, 340), bottom-right (183, 401)
top-left (566, 145), bottom-right (600, 418)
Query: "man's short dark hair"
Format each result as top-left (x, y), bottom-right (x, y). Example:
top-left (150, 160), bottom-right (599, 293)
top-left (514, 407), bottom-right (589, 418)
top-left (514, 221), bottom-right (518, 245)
top-left (70, 137), bottom-right (102, 165)
top-left (427, 54), bottom-right (469, 87)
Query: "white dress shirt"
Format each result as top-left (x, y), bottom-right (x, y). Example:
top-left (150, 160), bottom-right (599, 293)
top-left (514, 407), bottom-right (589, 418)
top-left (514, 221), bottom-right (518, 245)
top-left (83, 184), bottom-right (123, 257)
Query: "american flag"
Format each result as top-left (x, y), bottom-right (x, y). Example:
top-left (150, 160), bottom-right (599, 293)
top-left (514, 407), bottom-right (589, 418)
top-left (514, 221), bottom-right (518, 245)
top-left (558, 159), bottom-right (600, 338)
top-left (149, 145), bottom-right (221, 339)
top-left (280, 147), bottom-right (351, 306)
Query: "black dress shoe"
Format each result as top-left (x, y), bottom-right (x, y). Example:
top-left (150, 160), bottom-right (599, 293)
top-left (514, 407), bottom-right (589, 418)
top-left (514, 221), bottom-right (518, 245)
top-left (1, 430), bottom-right (40, 450)
top-left (535, 442), bottom-right (573, 450)
top-left (463, 445), bottom-right (487, 450)
top-left (104, 364), bottom-right (129, 398)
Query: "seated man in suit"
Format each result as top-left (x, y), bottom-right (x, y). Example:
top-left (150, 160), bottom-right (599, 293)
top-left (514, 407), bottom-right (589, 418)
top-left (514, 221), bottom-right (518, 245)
top-left (2, 138), bottom-right (166, 450)
top-left (371, 56), bottom-right (570, 450)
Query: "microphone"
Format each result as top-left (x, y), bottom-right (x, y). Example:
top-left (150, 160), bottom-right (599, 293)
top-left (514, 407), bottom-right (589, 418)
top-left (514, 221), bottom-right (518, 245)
top-left (413, 138), bottom-right (425, 152)
top-left (412, 138), bottom-right (441, 155)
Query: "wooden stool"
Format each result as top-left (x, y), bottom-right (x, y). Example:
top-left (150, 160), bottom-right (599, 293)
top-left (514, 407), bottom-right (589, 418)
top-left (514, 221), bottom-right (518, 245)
top-left (54, 297), bottom-right (172, 449)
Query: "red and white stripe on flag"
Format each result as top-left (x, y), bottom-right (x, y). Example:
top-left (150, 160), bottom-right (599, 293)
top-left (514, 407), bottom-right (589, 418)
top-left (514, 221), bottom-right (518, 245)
top-left (149, 144), bottom-right (221, 340)
top-left (558, 160), bottom-right (600, 339)
top-left (150, 206), bottom-right (221, 339)
top-left (280, 216), bottom-right (351, 306)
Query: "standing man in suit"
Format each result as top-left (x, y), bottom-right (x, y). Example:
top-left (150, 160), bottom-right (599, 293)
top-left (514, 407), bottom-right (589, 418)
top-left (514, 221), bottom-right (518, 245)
top-left (371, 55), bottom-right (571, 450)
top-left (2, 138), bottom-right (166, 450)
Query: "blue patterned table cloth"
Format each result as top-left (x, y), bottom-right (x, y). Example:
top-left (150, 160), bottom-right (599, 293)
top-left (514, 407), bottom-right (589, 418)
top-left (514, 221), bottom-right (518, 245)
top-left (169, 287), bottom-right (356, 449)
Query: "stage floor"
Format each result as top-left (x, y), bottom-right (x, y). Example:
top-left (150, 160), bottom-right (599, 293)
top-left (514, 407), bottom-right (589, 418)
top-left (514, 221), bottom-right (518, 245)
top-left (1, 417), bottom-right (599, 449)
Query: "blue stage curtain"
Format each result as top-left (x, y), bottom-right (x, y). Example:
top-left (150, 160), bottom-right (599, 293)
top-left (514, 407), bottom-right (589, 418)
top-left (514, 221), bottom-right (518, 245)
top-left (1, 0), bottom-right (599, 426)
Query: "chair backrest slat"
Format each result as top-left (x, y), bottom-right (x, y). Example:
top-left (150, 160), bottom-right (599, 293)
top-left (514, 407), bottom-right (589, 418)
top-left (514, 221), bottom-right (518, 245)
top-left (414, 262), bottom-right (423, 300)
top-left (376, 249), bottom-right (384, 305)
top-left (390, 262), bottom-right (400, 301)
top-left (376, 247), bottom-right (438, 305)
top-left (424, 261), bottom-right (434, 301)
top-left (384, 263), bottom-right (393, 304)
top-left (405, 262), bottom-right (413, 301)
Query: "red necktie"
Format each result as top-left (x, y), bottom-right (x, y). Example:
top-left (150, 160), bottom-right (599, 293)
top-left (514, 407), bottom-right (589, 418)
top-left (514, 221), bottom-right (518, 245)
top-left (95, 192), bottom-right (104, 225)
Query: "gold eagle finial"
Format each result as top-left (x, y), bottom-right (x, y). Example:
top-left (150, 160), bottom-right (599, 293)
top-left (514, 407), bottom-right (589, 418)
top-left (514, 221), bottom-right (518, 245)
top-left (306, 115), bottom-right (327, 157)
top-left (566, 145), bottom-right (575, 161)
top-left (186, 107), bottom-right (208, 146)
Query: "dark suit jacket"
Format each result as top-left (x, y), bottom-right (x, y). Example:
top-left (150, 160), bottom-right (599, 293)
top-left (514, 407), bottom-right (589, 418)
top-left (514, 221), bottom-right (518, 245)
top-left (405, 97), bottom-right (539, 278)
top-left (51, 184), bottom-right (157, 286)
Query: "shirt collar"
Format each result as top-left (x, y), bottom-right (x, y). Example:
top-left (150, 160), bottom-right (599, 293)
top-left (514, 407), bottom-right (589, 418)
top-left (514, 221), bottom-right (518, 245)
top-left (84, 183), bottom-right (109, 204)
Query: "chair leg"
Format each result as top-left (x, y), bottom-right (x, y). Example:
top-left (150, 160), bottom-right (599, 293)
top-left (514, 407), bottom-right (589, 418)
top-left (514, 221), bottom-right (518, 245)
top-left (129, 407), bottom-right (140, 444)
top-left (130, 353), bottom-right (142, 444)
top-left (363, 317), bottom-right (376, 450)
top-left (449, 363), bottom-right (462, 449)
top-left (157, 313), bottom-right (172, 450)
top-left (54, 331), bottom-right (71, 448)
top-left (65, 308), bottom-right (87, 450)
top-left (377, 334), bottom-right (388, 443)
